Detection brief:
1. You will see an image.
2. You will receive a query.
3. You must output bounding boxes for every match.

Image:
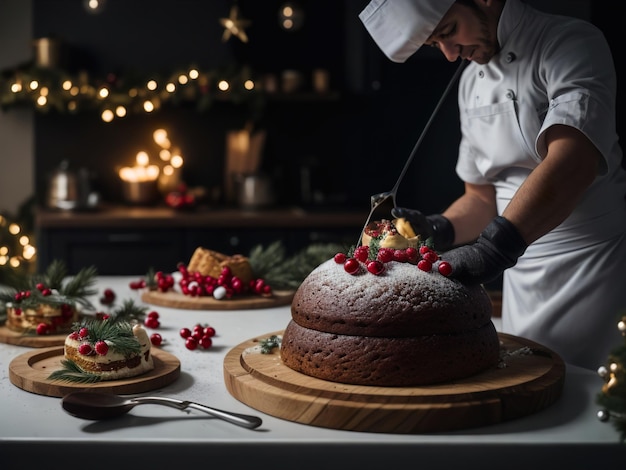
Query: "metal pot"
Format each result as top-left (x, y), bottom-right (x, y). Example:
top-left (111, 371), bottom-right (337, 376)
top-left (47, 160), bottom-right (99, 210)
top-left (234, 173), bottom-right (275, 210)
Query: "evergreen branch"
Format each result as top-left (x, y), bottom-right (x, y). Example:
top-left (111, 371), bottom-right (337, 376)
top-left (110, 299), bottom-right (148, 324)
top-left (259, 335), bottom-right (281, 354)
top-left (47, 359), bottom-right (102, 383)
top-left (80, 317), bottom-right (142, 356)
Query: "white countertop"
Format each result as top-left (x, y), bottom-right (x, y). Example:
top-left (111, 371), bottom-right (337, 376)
top-left (1, 276), bottom-right (624, 469)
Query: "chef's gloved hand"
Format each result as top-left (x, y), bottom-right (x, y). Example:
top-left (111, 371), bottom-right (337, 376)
top-left (441, 216), bottom-right (527, 285)
top-left (391, 207), bottom-right (455, 251)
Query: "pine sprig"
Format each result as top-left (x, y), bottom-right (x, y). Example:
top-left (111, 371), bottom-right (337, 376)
top-left (109, 298), bottom-right (148, 324)
top-left (249, 242), bottom-right (345, 290)
top-left (78, 317), bottom-right (142, 356)
top-left (259, 335), bottom-right (281, 354)
top-left (61, 265), bottom-right (99, 302)
top-left (0, 260), bottom-right (98, 317)
top-left (48, 359), bottom-right (102, 383)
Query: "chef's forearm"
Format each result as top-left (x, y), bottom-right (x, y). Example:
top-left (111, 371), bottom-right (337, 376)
top-left (502, 124), bottom-right (600, 244)
top-left (442, 182), bottom-right (497, 245)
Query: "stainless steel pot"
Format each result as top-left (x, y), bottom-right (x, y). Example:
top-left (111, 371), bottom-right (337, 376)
top-left (234, 173), bottom-right (275, 210)
top-left (47, 160), bottom-right (99, 210)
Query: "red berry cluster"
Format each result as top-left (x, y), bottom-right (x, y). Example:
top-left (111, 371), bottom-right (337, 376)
top-left (12, 283), bottom-right (75, 335)
top-left (334, 245), bottom-right (452, 277)
top-left (175, 264), bottom-right (271, 299)
top-left (179, 324), bottom-right (216, 350)
top-left (99, 288), bottom-right (116, 306)
top-left (144, 310), bottom-right (161, 329)
top-left (68, 326), bottom-right (110, 356)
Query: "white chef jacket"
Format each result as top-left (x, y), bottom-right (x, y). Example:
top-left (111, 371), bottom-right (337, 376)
top-left (456, 0), bottom-right (626, 369)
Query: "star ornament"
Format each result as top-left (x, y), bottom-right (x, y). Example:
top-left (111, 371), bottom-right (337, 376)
top-left (220, 6), bottom-right (251, 43)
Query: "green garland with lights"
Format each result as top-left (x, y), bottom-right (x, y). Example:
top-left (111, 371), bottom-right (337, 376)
top-left (0, 62), bottom-right (267, 121)
top-left (597, 313), bottom-right (626, 442)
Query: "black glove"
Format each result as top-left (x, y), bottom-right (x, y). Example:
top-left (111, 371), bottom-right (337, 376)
top-left (441, 216), bottom-right (527, 285)
top-left (391, 207), bottom-right (455, 251)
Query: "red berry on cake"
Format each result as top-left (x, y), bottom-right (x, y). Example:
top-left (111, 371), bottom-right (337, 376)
top-left (94, 340), bottom-right (109, 355)
top-left (334, 252), bottom-right (347, 264)
top-left (79, 327), bottom-right (89, 338)
top-left (367, 260), bottom-right (385, 275)
top-left (344, 258), bottom-right (360, 275)
top-left (423, 251), bottom-right (439, 263)
top-left (438, 261), bottom-right (453, 277)
top-left (405, 247), bottom-right (419, 263)
top-left (417, 259), bottom-right (432, 272)
top-left (78, 343), bottom-right (93, 355)
top-left (393, 249), bottom-right (408, 263)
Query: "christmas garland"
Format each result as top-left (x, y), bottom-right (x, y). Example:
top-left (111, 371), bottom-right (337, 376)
top-left (0, 62), bottom-right (266, 120)
top-left (597, 313), bottom-right (626, 442)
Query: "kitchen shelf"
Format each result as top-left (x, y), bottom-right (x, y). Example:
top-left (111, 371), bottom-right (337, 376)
top-left (35, 205), bottom-right (366, 275)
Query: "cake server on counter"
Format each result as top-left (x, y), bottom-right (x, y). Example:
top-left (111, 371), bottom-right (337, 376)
top-left (356, 59), bottom-right (467, 247)
top-left (61, 391), bottom-right (263, 429)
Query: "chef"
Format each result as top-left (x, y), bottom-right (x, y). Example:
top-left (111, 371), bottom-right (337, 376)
top-left (359, 0), bottom-right (626, 370)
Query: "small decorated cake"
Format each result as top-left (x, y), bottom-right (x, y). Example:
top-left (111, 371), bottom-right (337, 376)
top-left (187, 247), bottom-right (253, 285)
top-left (1, 261), bottom-right (97, 335)
top-left (280, 218), bottom-right (500, 387)
top-left (49, 317), bottom-right (154, 382)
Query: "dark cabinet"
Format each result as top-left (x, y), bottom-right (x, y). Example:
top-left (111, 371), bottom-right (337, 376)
top-left (35, 206), bottom-right (364, 275)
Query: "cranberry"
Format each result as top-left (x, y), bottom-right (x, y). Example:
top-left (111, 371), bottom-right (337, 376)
top-left (199, 336), bottom-right (213, 349)
top-left (203, 326), bottom-right (216, 337)
top-left (36, 323), bottom-right (49, 335)
top-left (185, 337), bottom-right (198, 350)
top-left (417, 259), bottom-right (433, 272)
top-left (147, 311), bottom-right (159, 319)
top-left (179, 327), bottom-right (192, 339)
top-left (438, 261), bottom-right (453, 277)
top-left (343, 257), bottom-right (360, 275)
top-left (405, 247), bottom-right (419, 263)
top-left (150, 333), bottom-right (163, 346)
top-left (144, 317), bottom-right (160, 329)
top-left (354, 246), bottom-right (369, 262)
top-left (366, 260), bottom-right (385, 275)
top-left (393, 250), bottom-right (408, 263)
top-left (376, 248), bottom-right (394, 263)
top-left (334, 252), bottom-right (347, 264)
top-left (94, 340), bottom-right (109, 355)
top-left (78, 327), bottom-right (89, 338)
top-left (423, 251), bottom-right (439, 263)
top-left (78, 343), bottom-right (93, 355)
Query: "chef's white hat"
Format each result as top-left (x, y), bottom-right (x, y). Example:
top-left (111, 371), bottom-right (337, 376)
top-left (359, 0), bottom-right (456, 63)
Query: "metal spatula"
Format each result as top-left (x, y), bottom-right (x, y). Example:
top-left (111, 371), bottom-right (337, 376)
top-left (356, 60), bottom-right (467, 247)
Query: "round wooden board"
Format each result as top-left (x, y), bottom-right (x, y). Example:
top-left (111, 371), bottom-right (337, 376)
top-left (9, 347), bottom-right (180, 398)
top-left (224, 332), bottom-right (566, 434)
top-left (0, 325), bottom-right (68, 347)
top-left (141, 289), bottom-right (294, 310)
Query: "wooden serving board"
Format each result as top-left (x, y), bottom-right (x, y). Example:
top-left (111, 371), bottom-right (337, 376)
top-left (224, 332), bottom-right (565, 434)
top-left (141, 289), bottom-right (294, 310)
top-left (0, 325), bottom-right (68, 348)
top-left (9, 347), bottom-right (180, 398)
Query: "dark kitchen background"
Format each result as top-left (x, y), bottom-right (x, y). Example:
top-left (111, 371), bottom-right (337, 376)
top-left (0, 0), bottom-right (624, 276)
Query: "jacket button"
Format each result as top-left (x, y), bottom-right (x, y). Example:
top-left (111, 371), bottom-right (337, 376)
top-left (506, 90), bottom-right (515, 100)
top-left (505, 52), bottom-right (516, 63)
top-left (478, 70), bottom-right (484, 78)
